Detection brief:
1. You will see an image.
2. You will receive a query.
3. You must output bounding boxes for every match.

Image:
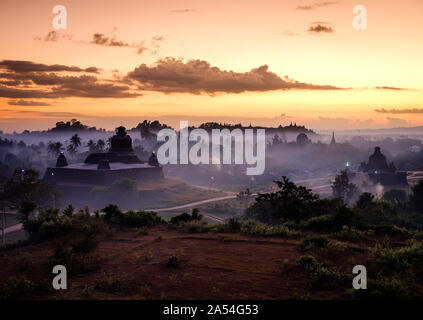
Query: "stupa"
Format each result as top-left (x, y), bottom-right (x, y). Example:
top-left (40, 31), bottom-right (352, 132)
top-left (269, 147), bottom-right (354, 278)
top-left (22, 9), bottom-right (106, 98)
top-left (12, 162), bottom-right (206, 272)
top-left (358, 147), bottom-right (407, 186)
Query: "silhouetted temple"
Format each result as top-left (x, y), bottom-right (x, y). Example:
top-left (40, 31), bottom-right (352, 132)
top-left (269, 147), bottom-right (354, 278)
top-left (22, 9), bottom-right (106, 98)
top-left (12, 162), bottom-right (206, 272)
top-left (43, 126), bottom-right (164, 187)
top-left (358, 147), bottom-right (407, 186)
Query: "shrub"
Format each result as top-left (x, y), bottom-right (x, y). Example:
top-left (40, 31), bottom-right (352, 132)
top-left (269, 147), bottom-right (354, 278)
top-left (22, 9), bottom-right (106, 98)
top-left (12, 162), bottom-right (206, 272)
top-left (372, 224), bottom-right (412, 238)
top-left (122, 210), bottom-right (163, 227)
top-left (347, 278), bottom-right (414, 300)
top-left (50, 238), bottom-right (98, 274)
top-left (0, 276), bottom-right (35, 299)
top-left (170, 208), bottom-right (203, 225)
top-left (301, 215), bottom-right (334, 232)
top-left (296, 255), bottom-right (320, 273)
top-left (185, 220), bottom-right (208, 233)
top-left (62, 204), bottom-right (74, 217)
top-left (102, 204), bottom-right (163, 227)
top-left (335, 226), bottom-right (374, 242)
top-left (295, 255), bottom-right (345, 288)
top-left (240, 220), bottom-right (300, 238)
top-left (369, 241), bottom-right (423, 272)
top-left (299, 235), bottom-right (329, 251)
top-left (227, 217), bottom-right (241, 231)
top-left (165, 255), bottom-right (179, 268)
top-left (312, 265), bottom-right (345, 288)
top-left (24, 208), bottom-right (72, 241)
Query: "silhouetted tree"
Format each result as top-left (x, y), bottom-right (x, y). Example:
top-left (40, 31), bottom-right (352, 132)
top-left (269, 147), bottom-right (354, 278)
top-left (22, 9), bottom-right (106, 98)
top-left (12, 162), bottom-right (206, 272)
top-left (67, 134), bottom-right (81, 154)
top-left (410, 180), bottom-right (423, 214)
top-left (332, 170), bottom-right (358, 202)
top-left (47, 141), bottom-right (63, 156)
top-left (245, 176), bottom-right (321, 222)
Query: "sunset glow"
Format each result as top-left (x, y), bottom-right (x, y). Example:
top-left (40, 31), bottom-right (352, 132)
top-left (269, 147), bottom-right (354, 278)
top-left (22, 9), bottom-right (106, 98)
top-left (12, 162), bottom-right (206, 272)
top-left (1, 0), bottom-right (422, 132)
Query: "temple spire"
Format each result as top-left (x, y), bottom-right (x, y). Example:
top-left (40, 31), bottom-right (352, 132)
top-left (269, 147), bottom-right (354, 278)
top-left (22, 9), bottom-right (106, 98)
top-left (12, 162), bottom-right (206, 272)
top-left (330, 131), bottom-right (336, 145)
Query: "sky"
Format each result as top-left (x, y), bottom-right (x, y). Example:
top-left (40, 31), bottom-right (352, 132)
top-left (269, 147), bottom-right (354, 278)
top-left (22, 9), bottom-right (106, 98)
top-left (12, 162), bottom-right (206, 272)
top-left (0, 0), bottom-right (422, 132)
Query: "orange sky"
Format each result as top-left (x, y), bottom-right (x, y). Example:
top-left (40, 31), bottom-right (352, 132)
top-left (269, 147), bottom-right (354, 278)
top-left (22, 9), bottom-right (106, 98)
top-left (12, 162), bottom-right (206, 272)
top-left (0, 0), bottom-right (422, 132)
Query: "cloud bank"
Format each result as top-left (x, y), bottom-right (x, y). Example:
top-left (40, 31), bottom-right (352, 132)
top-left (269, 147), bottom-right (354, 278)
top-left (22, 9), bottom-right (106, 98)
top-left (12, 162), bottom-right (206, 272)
top-left (127, 57), bottom-right (343, 94)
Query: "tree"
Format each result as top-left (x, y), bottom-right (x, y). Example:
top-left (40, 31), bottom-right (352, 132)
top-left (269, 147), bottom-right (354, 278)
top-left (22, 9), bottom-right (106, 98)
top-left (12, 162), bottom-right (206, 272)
top-left (237, 188), bottom-right (252, 211)
top-left (245, 176), bottom-right (321, 223)
top-left (87, 139), bottom-right (96, 152)
top-left (332, 170), bottom-right (358, 202)
top-left (67, 134), bottom-right (81, 154)
top-left (3, 168), bottom-right (55, 209)
top-left (47, 141), bottom-right (63, 157)
top-left (410, 180), bottom-right (423, 214)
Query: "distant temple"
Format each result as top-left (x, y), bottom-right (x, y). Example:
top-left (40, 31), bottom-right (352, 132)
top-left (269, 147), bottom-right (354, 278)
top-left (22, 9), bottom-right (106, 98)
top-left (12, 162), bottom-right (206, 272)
top-left (330, 132), bottom-right (336, 145)
top-left (296, 133), bottom-right (310, 146)
top-left (358, 147), bottom-right (407, 186)
top-left (44, 126), bottom-right (164, 187)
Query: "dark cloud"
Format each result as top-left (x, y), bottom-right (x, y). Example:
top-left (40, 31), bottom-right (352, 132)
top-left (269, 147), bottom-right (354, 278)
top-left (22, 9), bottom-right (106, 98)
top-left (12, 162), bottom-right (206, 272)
top-left (0, 60), bottom-right (100, 73)
top-left (0, 60), bottom-right (139, 99)
top-left (127, 57), bottom-right (343, 94)
top-left (8, 100), bottom-right (52, 106)
top-left (9, 110), bottom-right (85, 118)
top-left (34, 31), bottom-right (73, 42)
top-left (296, 2), bottom-right (337, 10)
top-left (375, 108), bottom-right (423, 114)
top-left (91, 33), bottom-right (131, 47)
top-left (91, 34), bottom-right (150, 55)
top-left (375, 86), bottom-right (407, 91)
top-left (308, 24), bottom-right (334, 33)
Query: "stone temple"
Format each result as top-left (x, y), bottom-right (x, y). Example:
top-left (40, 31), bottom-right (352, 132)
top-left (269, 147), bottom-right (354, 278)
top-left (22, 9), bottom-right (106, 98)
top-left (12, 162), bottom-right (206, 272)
top-left (43, 126), bottom-right (164, 189)
top-left (358, 146), bottom-right (407, 186)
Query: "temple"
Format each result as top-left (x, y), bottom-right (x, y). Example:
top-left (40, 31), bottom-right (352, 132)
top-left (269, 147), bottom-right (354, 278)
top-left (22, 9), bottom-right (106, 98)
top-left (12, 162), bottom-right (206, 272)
top-left (358, 147), bottom-right (407, 186)
top-left (43, 126), bottom-right (164, 188)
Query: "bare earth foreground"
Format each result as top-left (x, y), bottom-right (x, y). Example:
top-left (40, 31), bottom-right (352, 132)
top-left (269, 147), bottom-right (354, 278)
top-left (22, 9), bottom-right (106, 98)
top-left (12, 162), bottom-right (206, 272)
top-left (0, 225), bottom-right (372, 300)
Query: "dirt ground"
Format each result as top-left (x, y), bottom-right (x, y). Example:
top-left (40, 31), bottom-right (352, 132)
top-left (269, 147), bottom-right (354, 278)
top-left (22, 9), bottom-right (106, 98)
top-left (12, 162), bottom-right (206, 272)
top-left (0, 225), bottom-right (366, 300)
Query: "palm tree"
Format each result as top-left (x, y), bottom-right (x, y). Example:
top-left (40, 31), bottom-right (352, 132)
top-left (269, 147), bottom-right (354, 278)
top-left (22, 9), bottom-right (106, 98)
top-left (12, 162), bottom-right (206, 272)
top-left (68, 134), bottom-right (82, 154)
top-left (47, 141), bottom-right (63, 156)
top-left (87, 139), bottom-right (96, 152)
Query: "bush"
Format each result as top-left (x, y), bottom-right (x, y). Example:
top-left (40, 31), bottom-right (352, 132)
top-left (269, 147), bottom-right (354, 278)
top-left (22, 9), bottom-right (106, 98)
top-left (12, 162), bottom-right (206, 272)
top-left (170, 208), bottom-right (203, 225)
top-left (295, 255), bottom-right (345, 288)
top-left (335, 226), bottom-right (374, 242)
top-left (165, 255), bottom-right (179, 268)
top-left (0, 276), bottom-right (35, 299)
top-left (185, 220), bottom-right (209, 233)
top-left (240, 220), bottom-right (300, 238)
top-left (372, 224), bottom-right (412, 238)
top-left (301, 215), bottom-right (335, 232)
top-left (347, 278), bottom-right (414, 300)
top-left (24, 208), bottom-right (73, 241)
top-left (102, 204), bottom-right (163, 227)
top-left (296, 255), bottom-right (320, 273)
top-left (227, 217), bottom-right (241, 231)
top-left (369, 241), bottom-right (423, 272)
top-left (299, 235), bottom-right (329, 251)
top-left (50, 238), bottom-right (98, 274)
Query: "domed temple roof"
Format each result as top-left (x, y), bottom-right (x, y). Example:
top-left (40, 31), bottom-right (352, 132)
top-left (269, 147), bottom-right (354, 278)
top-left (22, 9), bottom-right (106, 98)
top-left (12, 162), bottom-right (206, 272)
top-left (85, 126), bottom-right (143, 164)
top-left (359, 146), bottom-right (396, 173)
